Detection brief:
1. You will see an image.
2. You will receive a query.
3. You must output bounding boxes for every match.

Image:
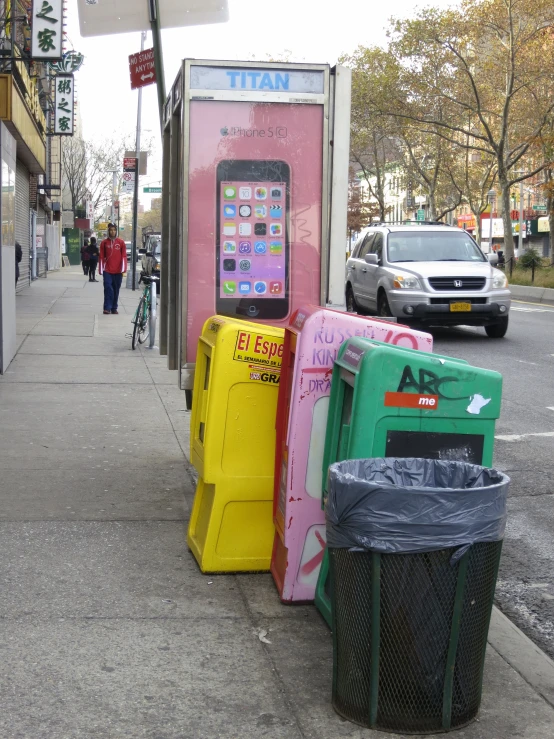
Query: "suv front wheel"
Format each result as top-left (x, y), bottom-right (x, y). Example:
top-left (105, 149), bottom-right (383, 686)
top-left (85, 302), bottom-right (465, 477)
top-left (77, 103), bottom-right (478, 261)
top-left (485, 317), bottom-right (508, 338)
top-left (346, 285), bottom-right (363, 314)
top-left (377, 291), bottom-right (393, 318)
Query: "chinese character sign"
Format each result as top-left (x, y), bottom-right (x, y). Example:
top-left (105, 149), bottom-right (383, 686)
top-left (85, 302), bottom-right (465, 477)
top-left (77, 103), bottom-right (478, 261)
top-left (31, 0), bottom-right (64, 59)
top-left (54, 75), bottom-right (74, 135)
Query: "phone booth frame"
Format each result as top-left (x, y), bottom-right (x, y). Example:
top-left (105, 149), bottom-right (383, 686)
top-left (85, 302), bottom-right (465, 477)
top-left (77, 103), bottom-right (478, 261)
top-left (161, 59), bottom-right (352, 401)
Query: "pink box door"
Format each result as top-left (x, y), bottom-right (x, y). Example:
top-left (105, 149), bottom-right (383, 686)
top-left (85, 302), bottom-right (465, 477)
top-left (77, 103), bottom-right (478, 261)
top-left (271, 306), bottom-right (433, 602)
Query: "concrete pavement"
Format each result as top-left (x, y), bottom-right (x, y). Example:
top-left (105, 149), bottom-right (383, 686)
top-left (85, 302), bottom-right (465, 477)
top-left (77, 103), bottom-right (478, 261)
top-left (2, 267), bottom-right (554, 739)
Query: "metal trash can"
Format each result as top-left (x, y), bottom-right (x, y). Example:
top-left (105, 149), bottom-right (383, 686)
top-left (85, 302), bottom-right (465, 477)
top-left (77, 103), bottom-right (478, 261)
top-left (326, 458), bottom-right (510, 734)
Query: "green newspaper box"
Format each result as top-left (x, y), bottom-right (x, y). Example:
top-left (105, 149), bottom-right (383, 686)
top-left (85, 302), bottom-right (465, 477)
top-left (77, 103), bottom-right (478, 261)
top-left (315, 337), bottom-right (503, 626)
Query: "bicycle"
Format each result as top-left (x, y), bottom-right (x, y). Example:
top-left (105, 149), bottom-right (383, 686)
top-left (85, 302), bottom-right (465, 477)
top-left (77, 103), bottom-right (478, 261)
top-left (131, 272), bottom-right (159, 350)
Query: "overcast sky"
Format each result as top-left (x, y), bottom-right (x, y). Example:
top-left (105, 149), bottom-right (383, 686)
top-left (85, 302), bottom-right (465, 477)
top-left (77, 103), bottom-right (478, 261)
top-left (65, 0), bottom-right (456, 207)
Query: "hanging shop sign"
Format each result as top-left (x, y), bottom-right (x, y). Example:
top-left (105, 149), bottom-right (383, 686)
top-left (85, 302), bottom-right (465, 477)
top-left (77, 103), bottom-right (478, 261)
top-left (54, 75), bottom-right (74, 135)
top-left (31, 0), bottom-right (64, 60)
top-left (48, 50), bottom-right (85, 74)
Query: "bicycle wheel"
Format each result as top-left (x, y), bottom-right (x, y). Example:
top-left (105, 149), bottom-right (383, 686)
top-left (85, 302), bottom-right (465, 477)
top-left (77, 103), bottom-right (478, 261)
top-left (132, 297), bottom-right (147, 350)
top-left (138, 292), bottom-right (150, 344)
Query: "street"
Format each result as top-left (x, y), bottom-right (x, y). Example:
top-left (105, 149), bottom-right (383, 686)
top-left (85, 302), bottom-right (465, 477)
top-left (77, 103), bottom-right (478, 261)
top-left (430, 300), bottom-right (554, 660)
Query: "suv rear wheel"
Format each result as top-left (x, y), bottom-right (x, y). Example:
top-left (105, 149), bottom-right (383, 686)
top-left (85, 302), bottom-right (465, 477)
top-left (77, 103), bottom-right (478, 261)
top-left (485, 317), bottom-right (508, 338)
top-left (377, 291), bottom-right (393, 318)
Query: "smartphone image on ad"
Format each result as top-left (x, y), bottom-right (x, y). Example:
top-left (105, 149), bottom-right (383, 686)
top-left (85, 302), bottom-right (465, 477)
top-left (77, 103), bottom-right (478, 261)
top-left (216, 160), bottom-right (290, 320)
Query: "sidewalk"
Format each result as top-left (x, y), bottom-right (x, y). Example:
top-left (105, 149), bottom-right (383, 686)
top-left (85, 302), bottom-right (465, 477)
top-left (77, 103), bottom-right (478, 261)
top-left (1, 267), bottom-right (554, 739)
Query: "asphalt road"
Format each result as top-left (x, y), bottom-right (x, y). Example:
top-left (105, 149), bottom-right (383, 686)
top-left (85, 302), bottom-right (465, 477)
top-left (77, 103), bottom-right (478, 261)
top-left (428, 300), bottom-right (554, 660)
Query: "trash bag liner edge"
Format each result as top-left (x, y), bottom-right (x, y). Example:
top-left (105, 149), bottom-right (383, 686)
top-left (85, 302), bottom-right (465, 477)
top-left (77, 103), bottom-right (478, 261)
top-left (325, 458), bottom-right (509, 554)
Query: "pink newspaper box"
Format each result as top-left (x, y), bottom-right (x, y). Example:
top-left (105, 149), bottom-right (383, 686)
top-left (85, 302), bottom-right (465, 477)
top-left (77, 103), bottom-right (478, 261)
top-left (272, 306), bottom-right (433, 602)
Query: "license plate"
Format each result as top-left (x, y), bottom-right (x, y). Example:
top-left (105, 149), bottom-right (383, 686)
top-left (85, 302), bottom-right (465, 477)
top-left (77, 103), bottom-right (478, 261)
top-left (450, 302), bottom-right (471, 312)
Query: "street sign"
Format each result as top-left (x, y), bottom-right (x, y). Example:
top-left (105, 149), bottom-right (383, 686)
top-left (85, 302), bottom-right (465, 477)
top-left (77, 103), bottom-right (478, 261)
top-left (123, 157), bottom-right (137, 172)
top-left (129, 48), bottom-right (157, 90)
top-left (121, 172), bottom-right (135, 194)
top-left (416, 209), bottom-right (425, 221)
top-left (96, 222), bottom-right (108, 231)
top-left (532, 204), bottom-right (547, 211)
top-left (144, 187), bottom-right (162, 194)
top-left (125, 150), bottom-right (148, 175)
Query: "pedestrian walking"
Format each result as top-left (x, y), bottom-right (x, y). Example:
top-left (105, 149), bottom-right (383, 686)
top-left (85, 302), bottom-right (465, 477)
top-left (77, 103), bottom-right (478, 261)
top-left (81, 239), bottom-right (90, 276)
top-left (15, 241), bottom-right (22, 286)
top-left (87, 237), bottom-right (99, 282)
top-left (99, 223), bottom-right (127, 315)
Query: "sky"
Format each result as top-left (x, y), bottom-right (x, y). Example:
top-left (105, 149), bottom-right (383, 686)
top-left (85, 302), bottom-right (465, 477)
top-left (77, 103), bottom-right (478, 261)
top-left (64, 0), bottom-right (457, 210)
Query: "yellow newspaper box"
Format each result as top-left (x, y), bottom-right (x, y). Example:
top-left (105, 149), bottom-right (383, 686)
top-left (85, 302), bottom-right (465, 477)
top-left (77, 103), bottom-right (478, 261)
top-left (188, 316), bottom-right (285, 572)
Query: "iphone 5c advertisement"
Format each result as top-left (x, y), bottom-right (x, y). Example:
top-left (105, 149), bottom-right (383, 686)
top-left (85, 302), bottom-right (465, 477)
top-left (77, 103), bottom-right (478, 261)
top-left (186, 100), bottom-right (324, 360)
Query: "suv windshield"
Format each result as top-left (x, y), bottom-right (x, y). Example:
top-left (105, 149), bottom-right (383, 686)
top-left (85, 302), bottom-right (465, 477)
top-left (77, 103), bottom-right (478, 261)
top-left (387, 231), bottom-right (486, 263)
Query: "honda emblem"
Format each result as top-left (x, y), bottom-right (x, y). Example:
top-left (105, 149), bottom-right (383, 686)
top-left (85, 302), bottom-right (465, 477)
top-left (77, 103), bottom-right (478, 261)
top-left (454, 280), bottom-right (463, 287)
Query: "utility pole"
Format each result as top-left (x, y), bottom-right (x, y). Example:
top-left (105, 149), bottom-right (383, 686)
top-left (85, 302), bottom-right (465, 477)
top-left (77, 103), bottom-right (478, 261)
top-left (131, 31), bottom-right (146, 291)
top-left (106, 169), bottom-right (118, 225)
top-left (148, 0), bottom-right (166, 132)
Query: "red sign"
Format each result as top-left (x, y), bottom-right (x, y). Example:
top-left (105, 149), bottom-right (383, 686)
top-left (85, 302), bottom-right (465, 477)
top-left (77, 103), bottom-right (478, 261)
top-left (129, 48), bottom-right (156, 90)
top-left (123, 158), bottom-right (137, 172)
top-left (384, 392), bottom-right (439, 410)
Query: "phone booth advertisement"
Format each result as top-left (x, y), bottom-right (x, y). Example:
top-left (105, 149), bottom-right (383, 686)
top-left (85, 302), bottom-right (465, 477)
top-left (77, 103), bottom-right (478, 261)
top-left (272, 307), bottom-right (433, 603)
top-left (165, 60), bottom-right (353, 393)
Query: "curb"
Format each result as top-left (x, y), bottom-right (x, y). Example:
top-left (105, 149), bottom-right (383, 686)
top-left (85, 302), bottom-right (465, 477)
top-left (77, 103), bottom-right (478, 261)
top-left (510, 284), bottom-right (554, 305)
top-left (489, 606), bottom-right (554, 708)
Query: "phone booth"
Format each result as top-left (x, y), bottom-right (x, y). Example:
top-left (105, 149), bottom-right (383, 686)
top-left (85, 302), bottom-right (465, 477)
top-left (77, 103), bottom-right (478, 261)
top-left (161, 60), bottom-right (352, 399)
top-left (314, 336), bottom-right (503, 626)
top-left (188, 315), bottom-right (284, 573)
top-left (272, 307), bottom-right (433, 603)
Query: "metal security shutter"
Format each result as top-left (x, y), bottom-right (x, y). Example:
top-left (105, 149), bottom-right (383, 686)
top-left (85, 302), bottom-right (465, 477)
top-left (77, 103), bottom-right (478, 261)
top-left (15, 160), bottom-right (31, 291)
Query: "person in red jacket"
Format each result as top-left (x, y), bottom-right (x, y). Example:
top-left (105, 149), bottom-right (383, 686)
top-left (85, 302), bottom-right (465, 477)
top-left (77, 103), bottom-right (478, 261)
top-left (99, 223), bottom-right (127, 314)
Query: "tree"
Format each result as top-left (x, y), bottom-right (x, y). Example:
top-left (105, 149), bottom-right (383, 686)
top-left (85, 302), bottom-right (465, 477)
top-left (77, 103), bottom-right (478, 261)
top-left (138, 198), bottom-right (162, 232)
top-left (340, 47), bottom-right (402, 221)
top-left (342, 45), bottom-right (462, 223)
top-left (387, 0), bottom-right (554, 261)
top-left (397, 122), bottom-right (463, 221)
top-left (449, 148), bottom-right (497, 244)
top-left (346, 167), bottom-right (379, 242)
top-left (62, 136), bottom-right (123, 217)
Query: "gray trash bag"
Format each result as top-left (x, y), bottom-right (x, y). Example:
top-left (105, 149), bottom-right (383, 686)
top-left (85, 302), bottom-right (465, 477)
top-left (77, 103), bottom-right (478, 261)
top-left (325, 458), bottom-right (509, 555)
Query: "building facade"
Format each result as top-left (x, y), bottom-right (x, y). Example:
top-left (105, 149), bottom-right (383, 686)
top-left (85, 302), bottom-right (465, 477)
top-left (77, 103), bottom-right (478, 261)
top-left (0, 1), bottom-right (63, 371)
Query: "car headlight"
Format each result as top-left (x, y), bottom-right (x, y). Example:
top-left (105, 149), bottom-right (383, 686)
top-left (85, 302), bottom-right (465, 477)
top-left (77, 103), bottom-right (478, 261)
top-left (393, 274), bottom-right (422, 289)
top-left (492, 270), bottom-right (508, 289)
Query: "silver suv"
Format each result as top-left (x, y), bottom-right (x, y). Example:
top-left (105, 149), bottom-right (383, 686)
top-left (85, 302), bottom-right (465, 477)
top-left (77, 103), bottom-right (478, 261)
top-left (345, 224), bottom-right (511, 338)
